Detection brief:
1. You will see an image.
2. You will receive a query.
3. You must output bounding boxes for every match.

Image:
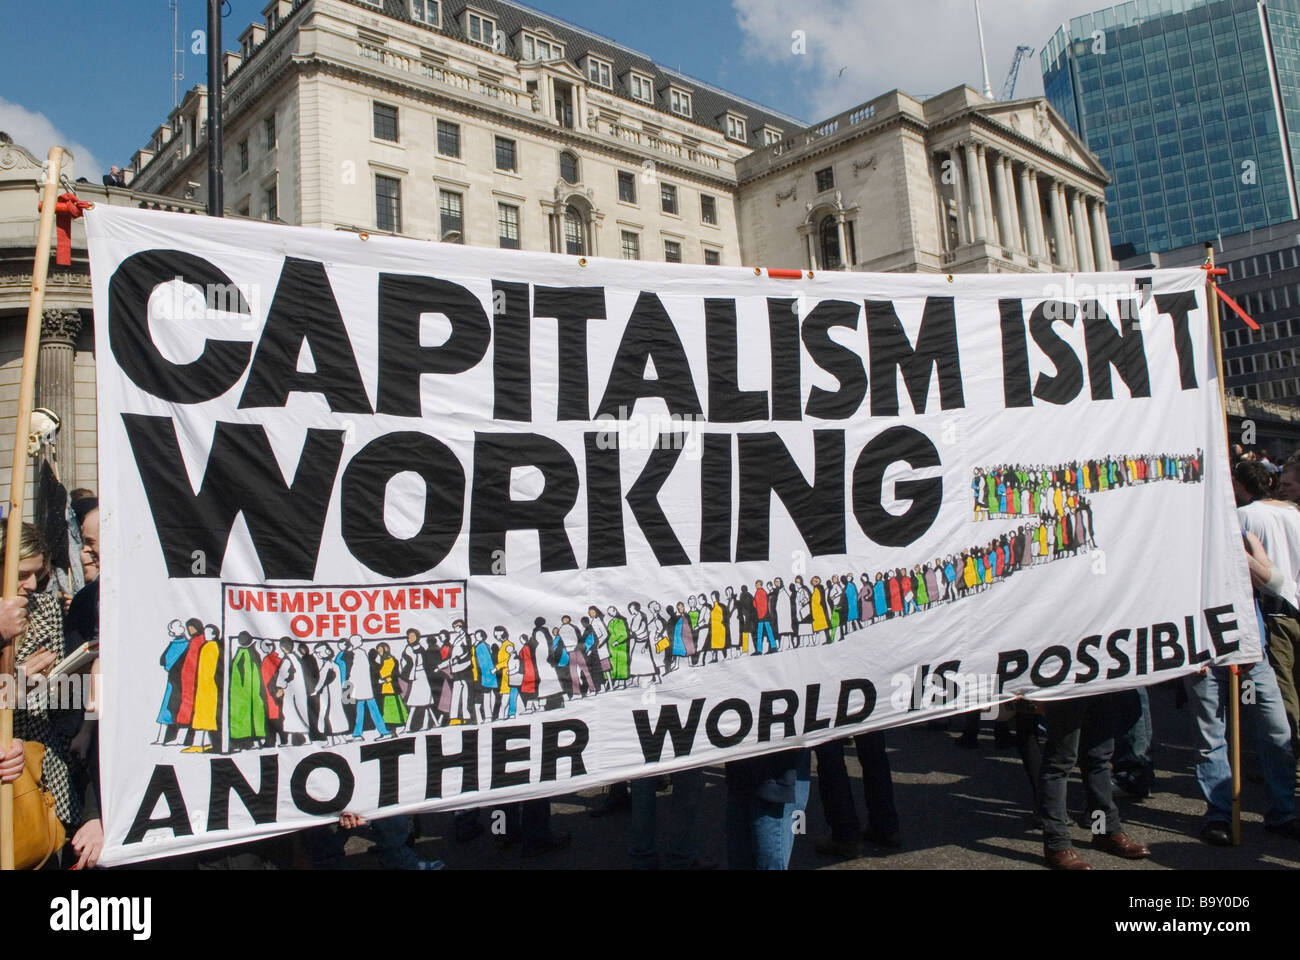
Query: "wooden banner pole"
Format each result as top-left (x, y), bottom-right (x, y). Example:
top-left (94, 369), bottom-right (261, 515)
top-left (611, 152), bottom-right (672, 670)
top-left (0, 145), bottom-right (63, 870)
top-left (1204, 242), bottom-right (1242, 847)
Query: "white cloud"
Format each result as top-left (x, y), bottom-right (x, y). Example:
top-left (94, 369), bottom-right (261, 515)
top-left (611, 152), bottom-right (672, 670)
top-left (0, 96), bottom-right (103, 182)
top-left (734, 0), bottom-right (1091, 122)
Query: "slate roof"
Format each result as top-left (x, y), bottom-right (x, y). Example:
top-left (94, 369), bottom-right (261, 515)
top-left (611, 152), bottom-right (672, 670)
top-left (338, 0), bottom-right (806, 143)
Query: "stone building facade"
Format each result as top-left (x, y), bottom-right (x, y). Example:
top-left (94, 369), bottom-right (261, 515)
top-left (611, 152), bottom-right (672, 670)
top-left (130, 0), bottom-right (800, 267)
top-left (128, 0), bottom-right (1110, 275)
top-left (736, 87), bottom-right (1114, 274)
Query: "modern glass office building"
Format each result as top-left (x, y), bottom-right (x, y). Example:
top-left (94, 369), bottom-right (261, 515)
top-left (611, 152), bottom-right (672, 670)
top-left (1042, 0), bottom-right (1300, 258)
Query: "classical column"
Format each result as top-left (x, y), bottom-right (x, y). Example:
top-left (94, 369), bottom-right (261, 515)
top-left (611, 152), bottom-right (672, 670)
top-left (1002, 160), bottom-right (1023, 252)
top-left (977, 143), bottom-right (998, 247)
top-left (836, 213), bottom-right (849, 269)
top-left (1070, 189), bottom-right (1094, 271)
top-left (1016, 165), bottom-right (1040, 258)
top-left (963, 141), bottom-right (987, 242)
top-left (1089, 198), bottom-right (1112, 270)
top-left (1049, 180), bottom-right (1072, 269)
top-left (806, 228), bottom-right (818, 270)
top-left (37, 308), bottom-right (82, 480)
top-left (948, 150), bottom-right (970, 246)
top-left (994, 156), bottom-right (1015, 253)
top-left (1022, 168), bottom-right (1046, 260)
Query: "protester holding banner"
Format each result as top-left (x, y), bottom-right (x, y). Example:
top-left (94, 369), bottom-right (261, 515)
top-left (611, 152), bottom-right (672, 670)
top-left (3, 527), bottom-right (77, 825)
top-left (1233, 458), bottom-right (1300, 783)
top-left (1186, 528), bottom-right (1300, 845)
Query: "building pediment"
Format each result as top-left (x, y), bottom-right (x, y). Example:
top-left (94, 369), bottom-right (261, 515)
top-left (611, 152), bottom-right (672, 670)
top-left (976, 98), bottom-right (1107, 182)
top-left (535, 57), bottom-right (586, 82)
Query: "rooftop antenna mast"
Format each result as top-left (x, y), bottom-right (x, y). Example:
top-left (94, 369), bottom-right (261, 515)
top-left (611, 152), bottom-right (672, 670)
top-left (975, 0), bottom-right (994, 99)
top-left (171, 0), bottom-right (185, 108)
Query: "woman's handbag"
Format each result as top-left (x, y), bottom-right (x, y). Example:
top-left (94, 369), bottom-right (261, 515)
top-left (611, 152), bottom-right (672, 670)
top-left (13, 740), bottom-right (66, 870)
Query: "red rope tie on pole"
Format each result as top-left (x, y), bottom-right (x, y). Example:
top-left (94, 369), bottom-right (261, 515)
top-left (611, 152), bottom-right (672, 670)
top-left (1200, 263), bottom-right (1260, 331)
top-left (1213, 285), bottom-right (1261, 331)
top-left (37, 192), bottom-right (92, 266)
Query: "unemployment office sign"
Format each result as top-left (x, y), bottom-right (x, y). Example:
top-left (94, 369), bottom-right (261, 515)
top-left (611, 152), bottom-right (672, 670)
top-left (87, 205), bottom-right (1256, 864)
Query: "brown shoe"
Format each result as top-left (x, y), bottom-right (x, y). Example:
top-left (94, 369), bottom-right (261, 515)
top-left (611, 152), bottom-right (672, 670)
top-left (1093, 832), bottom-right (1150, 859)
top-left (1044, 847), bottom-right (1093, 870)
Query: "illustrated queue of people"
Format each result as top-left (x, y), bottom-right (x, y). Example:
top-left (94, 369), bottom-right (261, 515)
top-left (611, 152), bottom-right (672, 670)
top-left (166, 495), bottom-right (1101, 752)
top-left (972, 451), bottom-right (1203, 522)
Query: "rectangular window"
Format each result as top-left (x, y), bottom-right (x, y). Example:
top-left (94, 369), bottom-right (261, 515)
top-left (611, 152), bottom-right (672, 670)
top-left (630, 73), bottom-right (653, 103)
top-left (618, 171), bottom-right (636, 204)
top-left (439, 190), bottom-right (464, 242)
top-left (621, 231), bottom-right (640, 260)
top-left (815, 166), bottom-right (835, 192)
top-left (669, 88), bottom-right (692, 117)
top-left (664, 239), bottom-right (682, 263)
top-left (264, 115), bottom-right (276, 149)
top-left (264, 185), bottom-right (277, 220)
top-left (373, 103), bottom-right (399, 141)
top-left (660, 183), bottom-right (678, 215)
top-left (726, 115), bottom-right (746, 142)
top-left (587, 56), bottom-right (612, 89)
top-left (763, 128), bottom-right (782, 145)
top-left (411, 0), bottom-right (438, 26)
top-left (700, 194), bottom-right (717, 225)
top-left (467, 12), bottom-right (495, 45)
top-left (523, 34), bottom-right (563, 61)
top-left (375, 174), bottom-right (401, 233)
top-left (495, 136), bottom-right (516, 171)
top-left (437, 120), bottom-right (460, 157)
top-left (238, 139), bottom-right (249, 173)
top-left (704, 248), bottom-right (720, 265)
top-left (497, 203), bottom-right (519, 249)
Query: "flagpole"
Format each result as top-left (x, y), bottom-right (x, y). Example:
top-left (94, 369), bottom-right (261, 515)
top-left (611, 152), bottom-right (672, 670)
top-left (1, 145), bottom-right (64, 870)
top-left (1204, 242), bottom-right (1243, 846)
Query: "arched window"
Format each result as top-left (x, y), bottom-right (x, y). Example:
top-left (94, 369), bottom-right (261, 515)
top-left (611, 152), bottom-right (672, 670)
top-left (560, 151), bottom-right (580, 184)
top-left (564, 205), bottom-right (585, 255)
top-left (819, 214), bottom-right (841, 270)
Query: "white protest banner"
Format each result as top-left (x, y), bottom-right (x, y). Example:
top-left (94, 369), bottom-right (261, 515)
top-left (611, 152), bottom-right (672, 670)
top-left (86, 205), bottom-right (1256, 864)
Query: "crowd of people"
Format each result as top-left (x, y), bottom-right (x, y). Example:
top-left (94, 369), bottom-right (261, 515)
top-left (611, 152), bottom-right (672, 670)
top-left (4, 438), bottom-right (1300, 872)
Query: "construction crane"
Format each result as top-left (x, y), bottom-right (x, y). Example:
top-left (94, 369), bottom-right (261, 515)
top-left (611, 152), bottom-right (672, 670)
top-left (998, 45), bottom-right (1035, 101)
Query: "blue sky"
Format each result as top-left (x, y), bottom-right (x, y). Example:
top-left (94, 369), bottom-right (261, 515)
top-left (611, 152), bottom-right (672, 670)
top-left (0, 0), bottom-right (1090, 180)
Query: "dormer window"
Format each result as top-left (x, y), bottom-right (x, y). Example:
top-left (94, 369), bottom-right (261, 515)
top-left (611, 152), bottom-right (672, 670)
top-left (264, 0), bottom-right (291, 30)
top-left (586, 55), bottom-right (612, 89)
top-left (725, 114), bottom-right (747, 142)
top-left (629, 72), bottom-right (654, 104)
top-left (411, 0), bottom-right (438, 26)
top-left (762, 126), bottom-right (783, 145)
top-left (466, 10), bottom-right (495, 46)
top-left (522, 32), bottom-right (564, 61)
top-left (669, 87), bottom-right (692, 118)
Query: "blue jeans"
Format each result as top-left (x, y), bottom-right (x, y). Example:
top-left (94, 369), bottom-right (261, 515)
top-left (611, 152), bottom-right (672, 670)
top-left (755, 621), bottom-right (776, 653)
top-left (628, 768), bottom-right (703, 869)
top-left (1114, 686), bottom-right (1153, 792)
top-left (1186, 660), bottom-right (1296, 828)
top-left (725, 750), bottom-right (811, 869)
top-left (351, 698), bottom-right (388, 738)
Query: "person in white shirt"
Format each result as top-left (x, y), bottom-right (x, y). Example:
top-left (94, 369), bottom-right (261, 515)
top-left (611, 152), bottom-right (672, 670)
top-left (1235, 458), bottom-right (1300, 779)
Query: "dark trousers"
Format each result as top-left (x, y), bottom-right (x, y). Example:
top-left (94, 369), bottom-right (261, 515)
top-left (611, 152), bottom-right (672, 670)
top-left (814, 732), bottom-right (899, 841)
top-left (1039, 694), bottom-right (1122, 851)
top-left (1015, 707), bottom-right (1043, 810)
